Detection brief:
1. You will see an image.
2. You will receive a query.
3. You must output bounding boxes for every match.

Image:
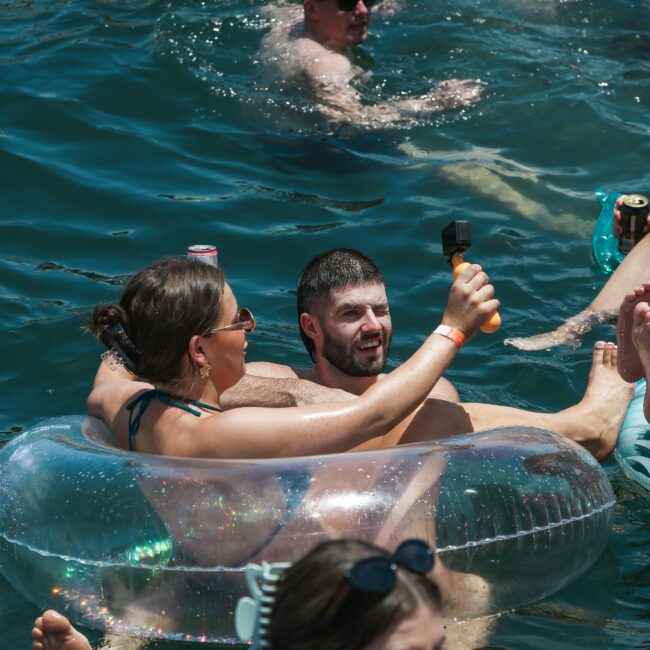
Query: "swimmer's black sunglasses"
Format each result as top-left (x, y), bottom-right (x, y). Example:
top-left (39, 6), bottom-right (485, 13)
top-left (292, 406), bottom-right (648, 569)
top-left (207, 307), bottom-right (256, 335)
top-left (337, 0), bottom-right (376, 12)
top-left (319, 539), bottom-right (435, 628)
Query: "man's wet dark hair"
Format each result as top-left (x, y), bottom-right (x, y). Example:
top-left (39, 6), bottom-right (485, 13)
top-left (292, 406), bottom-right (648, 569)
top-left (297, 248), bottom-right (384, 361)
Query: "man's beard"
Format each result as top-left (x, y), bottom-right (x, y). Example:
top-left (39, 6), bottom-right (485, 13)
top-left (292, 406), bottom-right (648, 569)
top-left (321, 329), bottom-right (391, 377)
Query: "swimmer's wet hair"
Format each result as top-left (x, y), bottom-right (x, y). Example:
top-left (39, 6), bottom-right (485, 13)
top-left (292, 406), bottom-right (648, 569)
top-left (90, 257), bottom-right (225, 385)
top-left (268, 538), bottom-right (441, 650)
top-left (297, 248), bottom-right (384, 361)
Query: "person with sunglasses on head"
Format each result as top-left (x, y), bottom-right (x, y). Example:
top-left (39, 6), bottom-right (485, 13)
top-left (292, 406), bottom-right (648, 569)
top-left (86, 255), bottom-right (497, 459)
top-left (32, 538), bottom-right (441, 650)
top-left (266, 538), bottom-right (443, 650)
top-left (261, 0), bottom-right (482, 129)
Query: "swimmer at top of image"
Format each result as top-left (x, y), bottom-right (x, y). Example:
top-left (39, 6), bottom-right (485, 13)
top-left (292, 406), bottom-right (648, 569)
top-left (261, 0), bottom-right (483, 128)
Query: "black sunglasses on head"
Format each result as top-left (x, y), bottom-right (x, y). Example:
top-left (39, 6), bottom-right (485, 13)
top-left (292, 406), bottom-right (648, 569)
top-left (319, 539), bottom-right (435, 629)
top-left (337, 0), bottom-right (375, 12)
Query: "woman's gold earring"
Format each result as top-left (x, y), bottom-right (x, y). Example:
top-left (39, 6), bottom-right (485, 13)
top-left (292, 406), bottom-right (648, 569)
top-left (199, 361), bottom-right (212, 380)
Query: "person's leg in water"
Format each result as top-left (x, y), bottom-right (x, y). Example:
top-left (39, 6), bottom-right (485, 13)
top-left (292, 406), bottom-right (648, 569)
top-left (32, 610), bottom-right (91, 650)
top-left (507, 231), bottom-right (650, 351)
top-left (380, 342), bottom-right (633, 462)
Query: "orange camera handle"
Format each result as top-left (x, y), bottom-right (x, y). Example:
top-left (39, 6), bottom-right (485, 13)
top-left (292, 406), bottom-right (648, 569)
top-left (451, 253), bottom-right (501, 334)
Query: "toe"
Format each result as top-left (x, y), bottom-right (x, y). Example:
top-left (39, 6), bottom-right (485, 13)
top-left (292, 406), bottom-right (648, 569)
top-left (602, 341), bottom-right (615, 365)
top-left (632, 302), bottom-right (649, 325)
top-left (31, 624), bottom-right (44, 642)
top-left (593, 340), bottom-right (606, 363)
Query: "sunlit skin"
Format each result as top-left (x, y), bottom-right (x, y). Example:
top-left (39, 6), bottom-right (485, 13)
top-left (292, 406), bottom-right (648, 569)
top-left (617, 283), bottom-right (650, 383)
top-left (199, 283), bottom-right (248, 395)
top-left (88, 263), bottom-right (500, 459)
top-left (617, 283), bottom-right (650, 421)
top-left (242, 275), bottom-right (633, 461)
top-left (363, 603), bottom-right (444, 650)
top-left (261, 1), bottom-right (483, 128)
top-left (304, 0), bottom-right (371, 51)
top-left (31, 610), bottom-right (91, 650)
top-left (301, 282), bottom-right (393, 391)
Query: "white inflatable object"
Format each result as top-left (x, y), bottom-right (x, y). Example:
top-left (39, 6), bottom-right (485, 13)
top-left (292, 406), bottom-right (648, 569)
top-left (0, 417), bottom-right (615, 643)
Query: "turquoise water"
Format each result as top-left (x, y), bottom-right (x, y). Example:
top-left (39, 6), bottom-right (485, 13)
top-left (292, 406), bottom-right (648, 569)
top-left (1, 0), bottom-right (649, 646)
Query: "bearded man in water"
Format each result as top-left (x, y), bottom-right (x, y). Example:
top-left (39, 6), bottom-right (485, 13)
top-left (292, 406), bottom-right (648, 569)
top-left (261, 0), bottom-right (483, 128)
top-left (226, 248), bottom-right (632, 461)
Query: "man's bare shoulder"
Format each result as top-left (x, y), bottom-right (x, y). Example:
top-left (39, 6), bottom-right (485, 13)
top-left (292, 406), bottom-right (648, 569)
top-left (245, 361), bottom-right (319, 382)
top-left (262, 4), bottom-right (351, 82)
top-left (301, 42), bottom-right (352, 82)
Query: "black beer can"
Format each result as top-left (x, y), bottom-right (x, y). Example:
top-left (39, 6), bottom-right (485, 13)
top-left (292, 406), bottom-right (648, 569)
top-left (618, 194), bottom-right (650, 254)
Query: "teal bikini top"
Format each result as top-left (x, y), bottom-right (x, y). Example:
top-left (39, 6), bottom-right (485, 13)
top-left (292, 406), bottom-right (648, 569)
top-left (126, 389), bottom-right (223, 451)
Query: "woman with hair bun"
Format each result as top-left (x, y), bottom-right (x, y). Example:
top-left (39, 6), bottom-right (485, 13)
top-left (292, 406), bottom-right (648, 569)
top-left (87, 256), bottom-right (497, 459)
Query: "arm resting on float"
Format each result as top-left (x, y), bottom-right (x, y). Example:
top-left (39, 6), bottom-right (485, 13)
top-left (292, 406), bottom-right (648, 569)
top-left (162, 333), bottom-right (461, 459)
top-left (220, 373), bottom-right (355, 409)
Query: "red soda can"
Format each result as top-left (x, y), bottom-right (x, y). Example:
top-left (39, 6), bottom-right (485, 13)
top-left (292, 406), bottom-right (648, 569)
top-left (187, 245), bottom-right (218, 267)
top-left (618, 195), bottom-right (650, 254)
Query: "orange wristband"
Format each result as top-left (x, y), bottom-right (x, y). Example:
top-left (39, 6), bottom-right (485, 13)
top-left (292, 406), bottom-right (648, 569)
top-left (433, 324), bottom-right (465, 349)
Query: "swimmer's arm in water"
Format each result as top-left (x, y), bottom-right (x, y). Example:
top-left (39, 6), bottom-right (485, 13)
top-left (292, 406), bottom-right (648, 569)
top-left (221, 370), bottom-right (355, 409)
top-left (506, 228), bottom-right (650, 351)
top-left (302, 48), bottom-right (482, 129)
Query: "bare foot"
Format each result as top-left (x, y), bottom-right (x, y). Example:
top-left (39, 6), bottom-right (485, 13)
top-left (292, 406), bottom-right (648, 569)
top-left (32, 610), bottom-right (91, 650)
top-left (617, 283), bottom-right (650, 381)
top-left (631, 301), bottom-right (650, 421)
top-left (562, 341), bottom-right (634, 461)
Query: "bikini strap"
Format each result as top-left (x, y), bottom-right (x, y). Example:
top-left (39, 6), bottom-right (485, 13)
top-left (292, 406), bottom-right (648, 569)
top-left (126, 390), bottom-right (156, 452)
top-left (186, 399), bottom-right (223, 413)
top-left (125, 390), bottom-right (223, 451)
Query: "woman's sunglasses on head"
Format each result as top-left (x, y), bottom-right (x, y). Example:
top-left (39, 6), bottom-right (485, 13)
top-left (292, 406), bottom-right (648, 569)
top-left (208, 308), bottom-right (256, 335)
top-left (320, 539), bottom-right (435, 629)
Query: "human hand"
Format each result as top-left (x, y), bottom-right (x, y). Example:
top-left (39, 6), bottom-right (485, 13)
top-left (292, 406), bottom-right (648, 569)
top-left (441, 264), bottom-right (499, 340)
top-left (612, 195), bottom-right (628, 238)
top-left (613, 194), bottom-right (650, 237)
top-left (425, 78), bottom-right (483, 111)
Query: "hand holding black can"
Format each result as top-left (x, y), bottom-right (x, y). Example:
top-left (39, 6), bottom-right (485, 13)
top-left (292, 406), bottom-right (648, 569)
top-left (613, 194), bottom-right (650, 254)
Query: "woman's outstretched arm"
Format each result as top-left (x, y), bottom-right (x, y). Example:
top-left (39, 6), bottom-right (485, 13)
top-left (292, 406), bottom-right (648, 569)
top-left (162, 265), bottom-right (497, 458)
